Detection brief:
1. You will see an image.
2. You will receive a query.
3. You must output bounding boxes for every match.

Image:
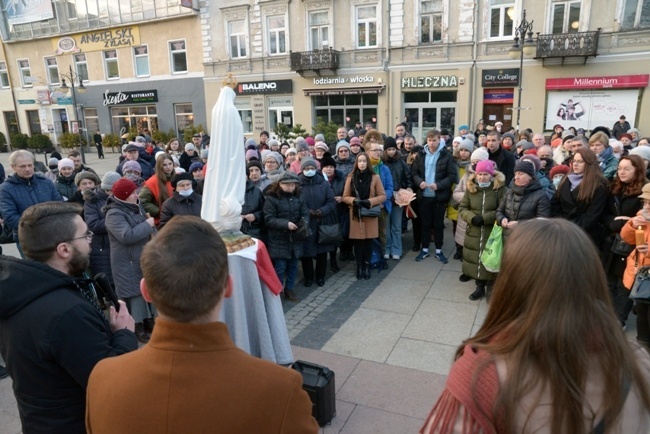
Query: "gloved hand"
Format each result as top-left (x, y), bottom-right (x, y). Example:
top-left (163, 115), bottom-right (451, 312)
top-left (353, 198), bottom-right (362, 207)
top-left (471, 215), bottom-right (483, 226)
top-left (314, 209), bottom-right (323, 218)
top-left (309, 209), bottom-right (316, 217)
top-left (361, 199), bottom-right (372, 209)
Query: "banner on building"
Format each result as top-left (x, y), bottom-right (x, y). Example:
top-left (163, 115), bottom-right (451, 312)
top-left (4, 0), bottom-right (54, 25)
top-left (545, 89), bottom-right (639, 130)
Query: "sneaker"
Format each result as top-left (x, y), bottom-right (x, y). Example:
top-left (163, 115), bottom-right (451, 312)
top-left (435, 252), bottom-right (449, 264)
top-left (392, 254), bottom-right (400, 260)
top-left (383, 254), bottom-right (390, 260)
top-left (0, 365), bottom-right (8, 380)
top-left (415, 250), bottom-right (430, 262)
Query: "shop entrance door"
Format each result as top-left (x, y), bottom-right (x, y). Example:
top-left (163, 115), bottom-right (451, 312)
top-left (403, 103), bottom-right (456, 144)
top-left (483, 104), bottom-right (513, 130)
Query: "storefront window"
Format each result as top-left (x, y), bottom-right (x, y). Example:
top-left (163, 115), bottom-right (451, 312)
top-left (174, 103), bottom-right (194, 138)
top-left (110, 105), bottom-right (158, 136)
top-left (238, 110), bottom-right (253, 134)
top-left (403, 91), bottom-right (457, 144)
top-left (313, 94), bottom-right (379, 130)
top-left (84, 108), bottom-right (99, 135)
top-left (26, 110), bottom-right (40, 135)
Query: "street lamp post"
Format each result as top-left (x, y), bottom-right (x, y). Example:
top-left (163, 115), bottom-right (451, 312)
top-left (59, 65), bottom-right (87, 164)
top-left (509, 10), bottom-right (535, 133)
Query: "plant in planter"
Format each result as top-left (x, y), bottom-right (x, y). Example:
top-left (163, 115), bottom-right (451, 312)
top-left (28, 134), bottom-right (53, 152)
top-left (58, 132), bottom-right (87, 149)
top-left (103, 133), bottom-right (120, 152)
top-left (10, 133), bottom-right (29, 150)
top-left (183, 124), bottom-right (204, 144)
top-left (0, 131), bottom-right (7, 152)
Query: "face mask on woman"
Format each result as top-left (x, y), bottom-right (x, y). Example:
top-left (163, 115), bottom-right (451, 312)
top-left (303, 169), bottom-right (316, 177)
top-left (178, 189), bottom-right (193, 197)
top-left (553, 176), bottom-right (563, 188)
top-left (478, 181), bottom-right (491, 188)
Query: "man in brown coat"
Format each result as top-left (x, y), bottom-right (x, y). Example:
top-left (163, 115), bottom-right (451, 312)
top-left (85, 215), bottom-right (318, 434)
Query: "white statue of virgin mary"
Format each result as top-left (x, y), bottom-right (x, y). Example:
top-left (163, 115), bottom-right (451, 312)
top-left (201, 75), bottom-right (246, 233)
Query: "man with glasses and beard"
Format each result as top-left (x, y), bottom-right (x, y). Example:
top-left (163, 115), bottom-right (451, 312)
top-left (0, 202), bottom-right (137, 434)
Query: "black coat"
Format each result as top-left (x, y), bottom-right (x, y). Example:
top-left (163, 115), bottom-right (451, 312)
top-left (299, 172), bottom-right (337, 256)
top-left (241, 179), bottom-right (265, 239)
top-left (411, 146), bottom-right (458, 203)
top-left (263, 189), bottom-right (309, 260)
top-left (0, 256), bottom-right (137, 434)
top-left (384, 155), bottom-right (413, 191)
top-left (601, 191), bottom-right (643, 276)
top-left (551, 179), bottom-right (609, 247)
top-left (159, 192), bottom-right (203, 229)
top-left (496, 179), bottom-right (551, 241)
top-left (489, 146), bottom-right (516, 186)
top-left (83, 188), bottom-right (113, 283)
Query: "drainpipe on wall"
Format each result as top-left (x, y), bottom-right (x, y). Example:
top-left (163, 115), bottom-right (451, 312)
top-left (385, 0), bottom-right (391, 130)
top-left (469, 0), bottom-right (479, 127)
top-left (1, 42), bottom-right (22, 151)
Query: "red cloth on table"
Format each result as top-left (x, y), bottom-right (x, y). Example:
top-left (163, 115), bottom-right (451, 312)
top-left (255, 240), bottom-right (282, 295)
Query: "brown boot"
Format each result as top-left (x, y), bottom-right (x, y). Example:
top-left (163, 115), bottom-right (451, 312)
top-left (284, 289), bottom-right (300, 302)
top-left (135, 323), bottom-right (150, 343)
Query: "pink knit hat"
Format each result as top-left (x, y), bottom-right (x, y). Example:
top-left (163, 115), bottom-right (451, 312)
top-left (475, 160), bottom-right (495, 176)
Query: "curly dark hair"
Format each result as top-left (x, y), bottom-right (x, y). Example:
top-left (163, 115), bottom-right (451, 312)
top-left (610, 155), bottom-right (647, 197)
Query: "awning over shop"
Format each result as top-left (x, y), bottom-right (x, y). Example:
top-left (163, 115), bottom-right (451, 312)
top-left (302, 85), bottom-right (385, 96)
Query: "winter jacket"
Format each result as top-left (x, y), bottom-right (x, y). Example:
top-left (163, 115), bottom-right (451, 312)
top-left (0, 162), bottom-right (5, 184)
top-left (83, 188), bottom-right (113, 283)
top-left (139, 175), bottom-right (173, 221)
top-left (241, 179), bottom-right (265, 239)
top-left (601, 191), bottom-right (643, 276)
top-left (622, 214), bottom-right (650, 289)
top-left (0, 173), bottom-right (63, 240)
top-left (0, 255), bottom-right (137, 434)
top-left (55, 174), bottom-right (77, 201)
top-left (158, 192), bottom-right (203, 229)
top-left (551, 179), bottom-right (609, 248)
top-left (496, 179), bottom-right (551, 242)
top-left (375, 163), bottom-right (394, 213)
top-left (325, 169), bottom-right (349, 236)
top-left (488, 146), bottom-right (516, 186)
top-left (263, 188), bottom-right (309, 260)
top-left (299, 172), bottom-right (338, 256)
top-left (411, 146), bottom-right (458, 204)
top-left (104, 197), bottom-right (154, 299)
top-left (458, 172), bottom-right (506, 281)
top-left (342, 174), bottom-right (387, 240)
top-left (448, 162), bottom-right (469, 222)
top-left (116, 157), bottom-right (154, 180)
top-left (334, 155), bottom-right (355, 178)
top-left (600, 153), bottom-right (619, 181)
top-left (452, 170), bottom-right (471, 246)
top-left (613, 120), bottom-right (631, 140)
top-left (384, 155), bottom-right (413, 193)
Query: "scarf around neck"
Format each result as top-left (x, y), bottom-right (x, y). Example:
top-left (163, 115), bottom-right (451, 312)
top-left (352, 169), bottom-right (372, 220)
top-left (568, 173), bottom-right (583, 191)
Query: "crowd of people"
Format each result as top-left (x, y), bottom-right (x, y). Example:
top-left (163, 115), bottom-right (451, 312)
top-left (0, 113), bottom-right (649, 430)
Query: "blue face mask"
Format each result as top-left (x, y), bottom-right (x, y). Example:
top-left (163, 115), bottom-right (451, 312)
top-left (553, 176), bottom-right (563, 187)
top-left (478, 181), bottom-right (491, 188)
top-left (178, 189), bottom-right (193, 197)
top-left (303, 169), bottom-right (316, 177)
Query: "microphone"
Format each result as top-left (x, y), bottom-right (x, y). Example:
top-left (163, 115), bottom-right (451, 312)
top-left (94, 273), bottom-right (120, 312)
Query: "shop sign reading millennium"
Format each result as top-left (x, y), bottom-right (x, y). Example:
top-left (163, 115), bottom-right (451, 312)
top-left (103, 90), bottom-right (158, 106)
top-left (401, 75), bottom-right (458, 88)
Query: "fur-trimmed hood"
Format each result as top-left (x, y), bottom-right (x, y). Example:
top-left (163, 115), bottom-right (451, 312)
top-left (466, 170), bottom-right (505, 193)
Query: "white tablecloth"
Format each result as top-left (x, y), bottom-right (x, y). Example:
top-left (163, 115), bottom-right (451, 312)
top-left (219, 253), bottom-right (293, 365)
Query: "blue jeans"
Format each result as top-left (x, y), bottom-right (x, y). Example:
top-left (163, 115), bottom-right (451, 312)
top-left (273, 257), bottom-right (299, 290)
top-left (385, 203), bottom-right (403, 256)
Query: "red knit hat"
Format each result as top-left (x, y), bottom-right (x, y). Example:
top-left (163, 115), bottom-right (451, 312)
top-left (112, 178), bottom-right (137, 201)
top-left (549, 165), bottom-right (570, 179)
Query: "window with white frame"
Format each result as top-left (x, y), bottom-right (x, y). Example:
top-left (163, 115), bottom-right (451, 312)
top-left (420, 0), bottom-right (443, 43)
top-left (103, 50), bottom-right (119, 79)
top-left (74, 53), bottom-right (89, 82)
top-left (551, 0), bottom-right (581, 33)
top-left (0, 62), bottom-right (9, 88)
top-left (228, 20), bottom-right (247, 58)
top-left (622, 0), bottom-right (650, 29)
top-left (267, 16), bottom-right (287, 55)
top-left (489, 0), bottom-right (515, 38)
top-left (309, 10), bottom-right (330, 50)
top-left (174, 103), bottom-right (194, 137)
top-left (133, 45), bottom-right (150, 77)
top-left (45, 57), bottom-right (59, 84)
top-left (356, 4), bottom-right (378, 48)
top-left (169, 40), bottom-right (187, 73)
top-left (17, 59), bottom-right (31, 87)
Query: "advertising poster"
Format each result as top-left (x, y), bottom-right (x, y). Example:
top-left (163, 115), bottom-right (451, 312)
top-left (545, 89), bottom-right (639, 130)
top-left (3, 0), bottom-right (54, 25)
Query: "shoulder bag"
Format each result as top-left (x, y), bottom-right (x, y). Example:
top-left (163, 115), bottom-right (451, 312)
top-left (0, 222), bottom-right (13, 244)
top-left (354, 182), bottom-right (381, 218)
top-left (318, 223), bottom-right (343, 244)
top-left (610, 197), bottom-right (634, 257)
top-left (630, 252), bottom-right (650, 301)
top-left (292, 217), bottom-right (311, 242)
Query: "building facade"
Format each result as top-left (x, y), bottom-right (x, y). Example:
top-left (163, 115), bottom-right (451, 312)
top-left (0, 0), bottom-right (206, 147)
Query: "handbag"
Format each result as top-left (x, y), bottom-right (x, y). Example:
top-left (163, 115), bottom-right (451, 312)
top-left (611, 233), bottom-right (634, 257)
top-left (318, 223), bottom-right (343, 244)
top-left (630, 250), bottom-right (650, 301)
top-left (480, 223), bottom-right (503, 273)
top-left (360, 205), bottom-right (381, 218)
top-left (0, 222), bottom-right (13, 244)
top-left (292, 217), bottom-right (310, 242)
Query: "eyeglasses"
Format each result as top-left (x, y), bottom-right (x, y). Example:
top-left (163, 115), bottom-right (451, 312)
top-left (66, 230), bottom-right (93, 242)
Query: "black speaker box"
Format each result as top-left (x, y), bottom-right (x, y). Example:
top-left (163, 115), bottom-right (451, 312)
top-left (292, 360), bottom-right (336, 426)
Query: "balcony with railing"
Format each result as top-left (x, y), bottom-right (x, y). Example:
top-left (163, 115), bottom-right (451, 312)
top-left (534, 29), bottom-right (600, 65)
top-left (290, 48), bottom-right (340, 76)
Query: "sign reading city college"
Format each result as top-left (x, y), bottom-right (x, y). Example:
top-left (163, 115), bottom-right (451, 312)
top-left (482, 69), bottom-right (520, 87)
top-left (235, 80), bottom-right (293, 95)
top-left (401, 75), bottom-right (458, 88)
top-left (54, 26), bottom-right (141, 54)
top-left (103, 90), bottom-right (158, 106)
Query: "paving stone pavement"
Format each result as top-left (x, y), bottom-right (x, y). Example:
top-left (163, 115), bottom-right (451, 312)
top-left (0, 150), bottom-right (641, 433)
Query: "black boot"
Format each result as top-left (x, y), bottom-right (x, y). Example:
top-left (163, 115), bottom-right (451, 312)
top-left (356, 264), bottom-right (363, 280)
top-left (330, 257), bottom-right (340, 273)
top-left (486, 283), bottom-right (494, 303)
top-left (339, 251), bottom-right (348, 261)
top-left (284, 289), bottom-right (300, 302)
top-left (363, 262), bottom-right (371, 280)
top-left (142, 317), bottom-right (155, 334)
top-left (135, 322), bottom-right (150, 343)
top-left (453, 245), bottom-right (463, 260)
top-left (469, 282), bottom-right (486, 301)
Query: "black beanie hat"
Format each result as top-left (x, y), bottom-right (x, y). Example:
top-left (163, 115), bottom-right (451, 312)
top-left (384, 137), bottom-right (397, 150)
top-left (171, 172), bottom-right (193, 189)
top-left (246, 160), bottom-right (263, 176)
top-left (320, 152), bottom-right (336, 169)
